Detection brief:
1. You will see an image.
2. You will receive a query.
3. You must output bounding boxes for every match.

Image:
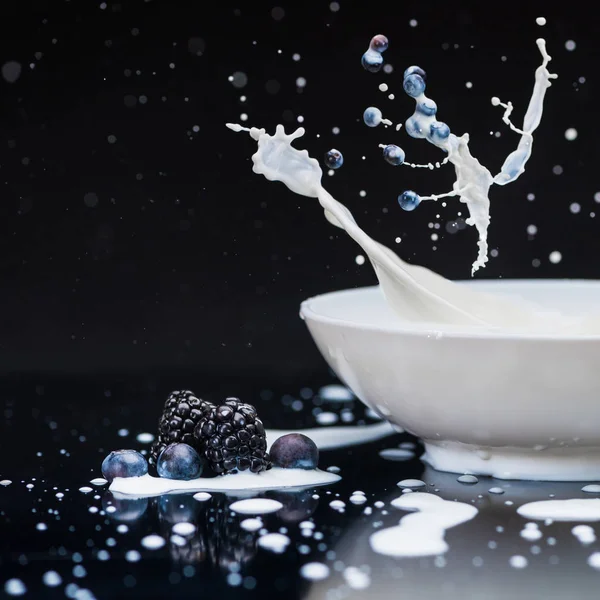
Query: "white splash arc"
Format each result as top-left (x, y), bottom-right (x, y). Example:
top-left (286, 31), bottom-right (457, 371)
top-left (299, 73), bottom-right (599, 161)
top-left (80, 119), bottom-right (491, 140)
top-left (400, 38), bottom-right (556, 274)
top-left (369, 492), bottom-right (478, 557)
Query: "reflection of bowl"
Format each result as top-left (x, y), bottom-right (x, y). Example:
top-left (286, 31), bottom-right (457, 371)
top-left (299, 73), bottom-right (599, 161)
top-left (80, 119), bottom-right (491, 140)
top-left (300, 281), bottom-right (600, 481)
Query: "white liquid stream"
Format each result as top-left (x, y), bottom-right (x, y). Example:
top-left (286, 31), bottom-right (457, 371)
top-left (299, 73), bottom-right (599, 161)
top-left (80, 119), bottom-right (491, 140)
top-left (224, 39), bottom-right (598, 333)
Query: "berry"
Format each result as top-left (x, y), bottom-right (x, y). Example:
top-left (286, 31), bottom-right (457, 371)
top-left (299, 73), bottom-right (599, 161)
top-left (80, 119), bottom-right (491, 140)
top-left (270, 434), bottom-right (319, 470)
top-left (417, 98), bottom-right (437, 116)
top-left (361, 51), bottom-right (383, 73)
top-left (398, 190), bottom-right (421, 211)
top-left (383, 144), bottom-right (405, 166)
top-left (403, 65), bottom-right (426, 81)
top-left (324, 149), bottom-right (344, 169)
top-left (193, 398), bottom-right (271, 474)
top-left (363, 107), bottom-right (383, 128)
top-left (405, 117), bottom-right (426, 139)
top-left (101, 449), bottom-right (148, 483)
top-left (369, 34), bottom-right (389, 53)
top-left (429, 121), bottom-right (451, 142)
top-left (150, 390), bottom-right (214, 466)
top-left (157, 443), bottom-right (204, 480)
top-left (403, 73), bottom-right (426, 97)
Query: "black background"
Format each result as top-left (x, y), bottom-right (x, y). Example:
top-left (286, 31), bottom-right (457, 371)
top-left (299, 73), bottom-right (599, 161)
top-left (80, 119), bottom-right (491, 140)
top-left (0, 0), bottom-right (597, 376)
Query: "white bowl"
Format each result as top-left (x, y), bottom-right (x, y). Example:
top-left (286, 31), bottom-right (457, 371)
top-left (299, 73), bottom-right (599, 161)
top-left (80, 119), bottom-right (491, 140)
top-left (300, 280), bottom-right (600, 481)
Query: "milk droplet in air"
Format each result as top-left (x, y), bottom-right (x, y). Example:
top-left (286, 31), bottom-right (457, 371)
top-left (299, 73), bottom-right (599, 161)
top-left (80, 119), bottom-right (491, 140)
top-left (565, 40), bottom-right (576, 51)
top-left (549, 251), bottom-right (562, 264)
top-left (536, 17), bottom-right (547, 26)
top-left (565, 128), bottom-right (578, 140)
top-left (355, 255), bottom-right (365, 265)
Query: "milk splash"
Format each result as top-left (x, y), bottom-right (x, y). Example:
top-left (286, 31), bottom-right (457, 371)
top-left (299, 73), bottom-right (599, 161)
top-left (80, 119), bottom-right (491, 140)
top-left (373, 38), bottom-right (557, 274)
top-left (226, 36), bottom-right (563, 328)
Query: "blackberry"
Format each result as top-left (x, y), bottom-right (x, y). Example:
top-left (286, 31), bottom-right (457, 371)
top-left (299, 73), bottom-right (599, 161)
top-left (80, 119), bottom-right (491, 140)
top-left (193, 397), bottom-right (271, 474)
top-left (149, 390), bottom-right (214, 466)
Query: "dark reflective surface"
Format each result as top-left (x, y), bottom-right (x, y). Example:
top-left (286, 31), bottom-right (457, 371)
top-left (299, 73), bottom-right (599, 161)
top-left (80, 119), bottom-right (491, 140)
top-left (2, 374), bottom-right (600, 599)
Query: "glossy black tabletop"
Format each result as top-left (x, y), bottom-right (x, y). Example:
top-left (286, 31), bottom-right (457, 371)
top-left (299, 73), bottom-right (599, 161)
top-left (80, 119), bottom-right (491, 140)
top-left (2, 372), bottom-right (600, 600)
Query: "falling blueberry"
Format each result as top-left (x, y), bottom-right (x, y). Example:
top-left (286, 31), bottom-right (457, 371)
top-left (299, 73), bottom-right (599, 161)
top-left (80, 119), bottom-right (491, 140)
top-left (363, 106), bottom-right (383, 127)
top-left (370, 34), bottom-right (389, 53)
top-left (429, 121), bottom-right (451, 142)
top-left (417, 98), bottom-right (437, 116)
top-left (324, 149), bottom-right (344, 169)
top-left (101, 449), bottom-right (148, 483)
top-left (361, 51), bottom-right (383, 73)
top-left (405, 117), bottom-right (426, 139)
top-left (270, 433), bottom-right (319, 470)
top-left (403, 65), bottom-right (427, 81)
top-left (403, 73), bottom-right (426, 97)
top-left (398, 190), bottom-right (421, 211)
top-left (157, 443), bottom-right (204, 480)
top-left (383, 144), bottom-right (405, 166)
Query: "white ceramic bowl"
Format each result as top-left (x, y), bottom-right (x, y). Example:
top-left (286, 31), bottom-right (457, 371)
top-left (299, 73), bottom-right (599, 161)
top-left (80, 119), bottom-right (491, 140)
top-left (300, 280), bottom-right (600, 481)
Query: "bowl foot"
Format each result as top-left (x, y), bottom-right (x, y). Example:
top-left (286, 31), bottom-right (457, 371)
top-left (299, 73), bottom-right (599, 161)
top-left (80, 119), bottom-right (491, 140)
top-left (422, 440), bottom-right (600, 481)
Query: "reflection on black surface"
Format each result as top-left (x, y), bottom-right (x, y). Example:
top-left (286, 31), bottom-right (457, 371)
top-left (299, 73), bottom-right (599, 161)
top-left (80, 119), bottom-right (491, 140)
top-left (270, 489), bottom-right (319, 524)
top-left (103, 492), bottom-right (149, 522)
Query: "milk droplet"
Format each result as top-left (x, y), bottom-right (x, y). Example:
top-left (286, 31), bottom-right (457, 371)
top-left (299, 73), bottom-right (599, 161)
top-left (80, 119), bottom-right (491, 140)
top-left (379, 448), bottom-right (415, 461)
top-left (355, 254), bottom-right (366, 265)
top-left (229, 498), bottom-right (283, 515)
top-left (318, 384), bottom-right (353, 401)
top-left (343, 566), bottom-right (371, 590)
top-left (509, 555), bottom-right (528, 569)
top-left (536, 17), bottom-right (547, 26)
top-left (299, 562), bottom-right (330, 584)
top-left (42, 571), bottom-right (62, 587)
top-left (193, 492), bottom-right (212, 501)
top-left (240, 518), bottom-right (263, 532)
top-left (565, 40), bottom-right (576, 51)
top-left (488, 487), bottom-right (505, 495)
top-left (136, 432), bottom-right (154, 443)
top-left (316, 411), bottom-right (339, 425)
top-left (4, 579), bottom-right (26, 596)
top-left (257, 533), bottom-right (290, 553)
top-left (90, 478), bottom-right (107, 486)
top-left (549, 251), bottom-right (562, 264)
top-left (457, 475), bottom-right (479, 484)
top-left (588, 552), bottom-right (600, 569)
top-left (582, 485), bottom-right (600, 493)
top-left (141, 534), bottom-right (166, 550)
top-left (172, 522), bottom-right (196, 536)
top-left (397, 479), bottom-right (426, 489)
top-left (125, 550), bottom-right (141, 562)
top-left (564, 128), bottom-right (578, 140)
top-left (0, 480), bottom-right (12, 486)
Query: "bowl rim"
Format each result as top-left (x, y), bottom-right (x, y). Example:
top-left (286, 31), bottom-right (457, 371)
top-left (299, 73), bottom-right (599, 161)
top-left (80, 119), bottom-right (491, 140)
top-left (299, 280), bottom-right (600, 342)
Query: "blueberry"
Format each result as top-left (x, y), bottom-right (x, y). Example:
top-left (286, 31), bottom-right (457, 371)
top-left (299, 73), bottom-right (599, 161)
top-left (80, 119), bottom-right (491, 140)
top-left (324, 149), bottom-right (344, 169)
top-left (403, 65), bottom-right (426, 81)
top-left (361, 51), bottom-right (383, 73)
top-left (383, 144), bottom-right (405, 166)
top-left (403, 73), bottom-right (426, 97)
top-left (101, 449), bottom-right (148, 483)
top-left (398, 190), bottom-right (421, 211)
top-left (429, 121), bottom-right (451, 142)
top-left (157, 443), bottom-right (204, 480)
top-left (363, 106), bottom-right (383, 128)
top-left (405, 116), bottom-right (426, 139)
top-left (416, 98), bottom-right (437, 116)
top-left (270, 433), bottom-right (319, 470)
top-left (370, 34), bottom-right (389, 53)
